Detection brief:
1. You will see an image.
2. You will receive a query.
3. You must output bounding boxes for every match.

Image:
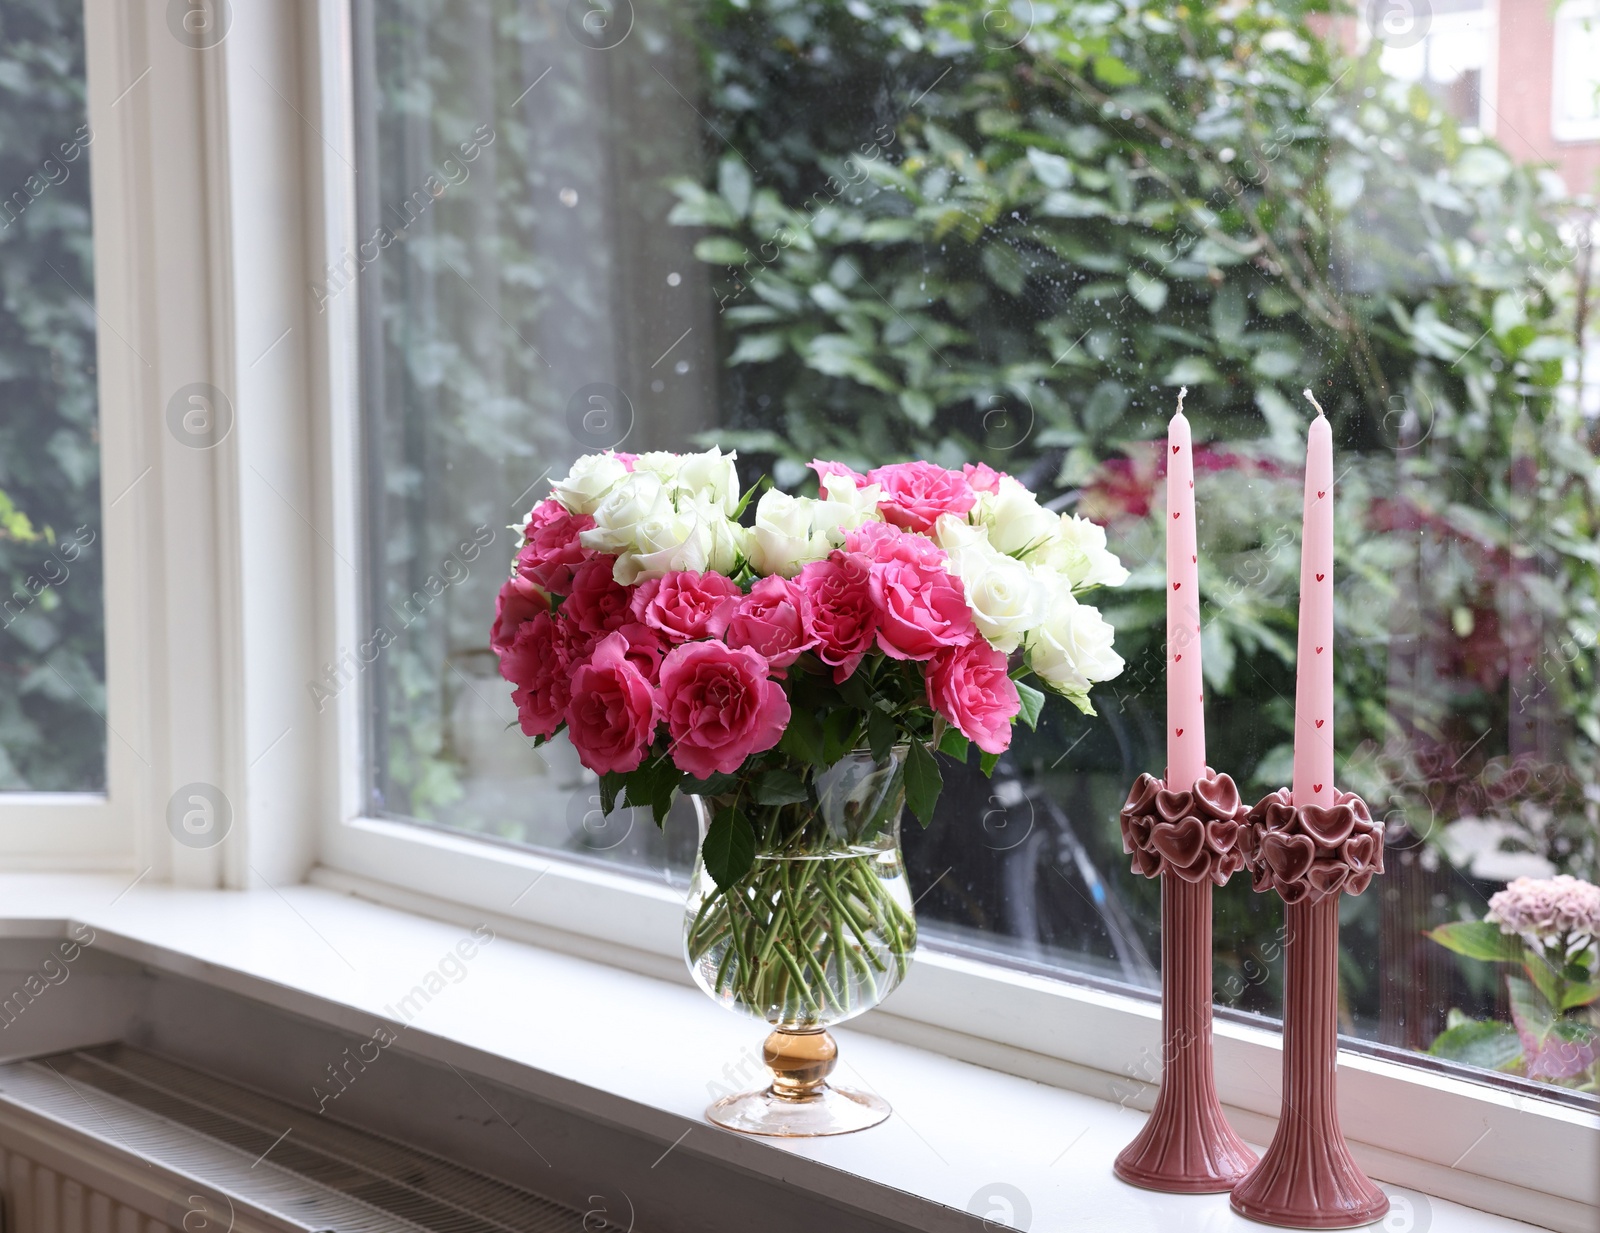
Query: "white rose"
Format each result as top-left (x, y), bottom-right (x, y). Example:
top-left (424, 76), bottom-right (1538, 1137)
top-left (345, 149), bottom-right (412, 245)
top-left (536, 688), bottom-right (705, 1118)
top-left (980, 477), bottom-right (1061, 558)
top-left (1037, 513), bottom-right (1130, 589)
top-left (933, 512), bottom-right (985, 555)
top-left (617, 505), bottom-right (712, 584)
top-left (674, 448), bottom-right (741, 516)
top-left (748, 490), bottom-right (830, 577)
top-left (689, 497), bottom-right (748, 574)
top-left (579, 471), bottom-right (670, 554)
top-left (551, 452), bottom-right (629, 516)
top-left (1027, 580), bottom-right (1124, 696)
top-left (942, 527), bottom-right (1046, 652)
top-left (630, 451), bottom-right (683, 484)
top-left (815, 473), bottom-right (884, 536)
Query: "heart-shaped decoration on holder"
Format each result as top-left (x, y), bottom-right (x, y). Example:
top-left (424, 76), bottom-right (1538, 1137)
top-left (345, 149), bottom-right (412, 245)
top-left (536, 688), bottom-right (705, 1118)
top-left (1262, 832), bottom-right (1316, 884)
top-left (1241, 787), bottom-right (1385, 906)
top-left (1300, 802), bottom-right (1357, 848)
top-left (1154, 788), bottom-right (1194, 823)
top-left (1150, 817), bottom-right (1206, 868)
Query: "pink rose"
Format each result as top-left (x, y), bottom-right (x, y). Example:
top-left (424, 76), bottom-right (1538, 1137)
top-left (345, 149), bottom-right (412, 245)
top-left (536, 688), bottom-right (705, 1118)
top-left (563, 555), bottom-right (632, 637)
top-left (490, 573), bottom-right (548, 656)
top-left (518, 499), bottom-right (595, 595)
top-left (962, 462), bottom-right (1008, 494)
top-left (613, 451), bottom-right (639, 471)
top-left (845, 520), bottom-right (944, 566)
top-left (869, 546), bottom-right (975, 661)
top-left (726, 576), bottom-right (817, 670)
top-left (500, 612), bottom-right (571, 738)
top-left (795, 551), bottom-right (880, 682)
top-left (616, 621), bottom-right (669, 684)
top-left (567, 632), bottom-right (659, 774)
top-left (866, 460), bottom-right (977, 532)
top-left (557, 611), bottom-right (604, 665)
top-left (810, 458), bottom-right (869, 487)
top-left (926, 640), bottom-right (1019, 755)
top-left (659, 641), bottom-right (790, 778)
top-left (631, 570), bottom-right (743, 642)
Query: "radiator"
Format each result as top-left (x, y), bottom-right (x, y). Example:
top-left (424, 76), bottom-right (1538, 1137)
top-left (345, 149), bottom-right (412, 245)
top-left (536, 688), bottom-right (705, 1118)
top-left (0, 1046), bottom-right (620, 1233)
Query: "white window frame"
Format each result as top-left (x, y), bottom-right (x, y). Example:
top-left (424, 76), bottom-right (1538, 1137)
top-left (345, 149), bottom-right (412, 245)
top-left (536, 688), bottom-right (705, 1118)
top-left (52, 2), bottom-right (1600, 1230)
top-left (0, 1), bottom-right (200, 873)
top-left (1553, 0), bottom-right (1600, 143)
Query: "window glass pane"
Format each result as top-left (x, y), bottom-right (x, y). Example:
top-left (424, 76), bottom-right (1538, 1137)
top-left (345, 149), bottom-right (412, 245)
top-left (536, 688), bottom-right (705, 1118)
top-left (0, 0), bottom-right (104, 792)
top-left (357, 0), bottom-right (1600, 1099)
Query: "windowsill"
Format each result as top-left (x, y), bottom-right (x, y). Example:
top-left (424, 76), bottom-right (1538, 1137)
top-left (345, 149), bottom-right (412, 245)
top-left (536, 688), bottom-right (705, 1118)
top-left (0, 872), bottom-right (1591, 1233)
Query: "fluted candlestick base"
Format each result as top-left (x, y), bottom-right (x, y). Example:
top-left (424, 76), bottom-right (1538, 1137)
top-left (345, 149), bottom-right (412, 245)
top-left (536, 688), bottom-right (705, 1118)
top-left (1114, 875), bottom-right (1257, 1193)
top-left (1229, 898), bottom-right (1388, 1228)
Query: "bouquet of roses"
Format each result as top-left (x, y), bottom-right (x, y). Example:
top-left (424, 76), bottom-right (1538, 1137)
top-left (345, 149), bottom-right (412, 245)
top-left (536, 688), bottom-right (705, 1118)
top-left (490, 448), bottom-right (1126, 886)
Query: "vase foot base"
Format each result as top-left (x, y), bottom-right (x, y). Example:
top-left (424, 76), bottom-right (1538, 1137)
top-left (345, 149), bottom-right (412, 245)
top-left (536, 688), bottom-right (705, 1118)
top-left (1230, 1191), bottom-right (1390, 1229)
top-left (706, 1083), bottom-right (890, 1137)
top-left (1114, 1162), bottom-right (1253, 1194)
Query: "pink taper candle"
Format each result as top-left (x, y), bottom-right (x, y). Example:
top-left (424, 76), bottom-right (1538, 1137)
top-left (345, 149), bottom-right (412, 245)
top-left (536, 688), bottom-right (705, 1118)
top-left (1115, 387), bottom-right (1258, 1193)
top-left (1292, 391), bottom-right (1335, 811)
top-left (1166, 388), bottom-right (1205, 792)
top-left (1231, 390), bottom-right (1389, 1228)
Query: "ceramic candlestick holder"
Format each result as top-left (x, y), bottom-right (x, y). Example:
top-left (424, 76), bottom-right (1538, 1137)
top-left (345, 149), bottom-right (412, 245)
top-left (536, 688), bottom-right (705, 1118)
top-left (1114, 768), bottom-right (1258, 1192)
top-left (1232, 787), bottom-right (1389, 1229)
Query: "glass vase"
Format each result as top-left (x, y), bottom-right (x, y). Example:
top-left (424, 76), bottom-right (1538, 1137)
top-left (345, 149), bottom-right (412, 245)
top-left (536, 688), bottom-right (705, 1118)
top-left (683, 746), bottom-right (916, 1136)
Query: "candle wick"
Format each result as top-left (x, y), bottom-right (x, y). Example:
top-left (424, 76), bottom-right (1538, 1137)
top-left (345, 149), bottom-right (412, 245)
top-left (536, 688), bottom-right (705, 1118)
top-left (1301, 387), bottom-right (1326, 418)
top-left (1175, 385), bottom-right (1187, 416)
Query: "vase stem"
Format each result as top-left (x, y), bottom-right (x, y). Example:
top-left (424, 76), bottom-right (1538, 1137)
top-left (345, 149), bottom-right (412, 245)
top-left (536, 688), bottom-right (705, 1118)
top-left (1230, 897), bottom-right (1389, 1228)
top-left (1115, 874), bottom-right (1257, 1192)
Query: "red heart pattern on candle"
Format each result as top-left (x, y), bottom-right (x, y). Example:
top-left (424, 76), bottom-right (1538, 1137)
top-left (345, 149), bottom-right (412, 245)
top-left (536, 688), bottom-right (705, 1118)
top-left (1172, 444), bottom-right (1179, 454)
top-left (1315, 719), bottom-right (1324, 728)
top-left (1173, 512), bottom-right (1180, 519)
top-left (1174, 654), bottom-right (1181, 661)
top-left (1173, 582), bottom-right (1180, 590)
top-left (1316, 573), bottom-right (1324, 581)
top-left (1313, 783), bottom-right (1322, 793)
top-left (1175, 728), bottom-right (1183, 737)
top-left (1317, 490), bottom-right (1325, 498)
top-left (1316, 646), bottom-right (1323, 654)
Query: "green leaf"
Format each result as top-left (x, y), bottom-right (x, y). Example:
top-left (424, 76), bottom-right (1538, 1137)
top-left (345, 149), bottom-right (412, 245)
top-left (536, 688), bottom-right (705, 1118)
top-left (694, 236), bottom-right (751, 266)
top-left (778, 705), bottom-right (827, 766)
top-left (702, 807), bottom-right (757, 890)
top-left (822, 708), bottom-right (856, 763)
top-left (1015, 680), bottom-right (1046, 730)
top-left (728, 333), bottom-right (788, 365)
top-left (1091, 54), bottom-right (1140, 86)
top-left (867, 707), bottom-right (896, 763)
top-left (681, 771), bottom-right (739, 798)
top-left (599, 771), bottom-right (626, 816)
top-left (731, 474), bottom-right (772, 520)
top-left (1523, 953), bottom-right (1565, 1010)
top-left (1127, 270), bottom-right (1167, 314)
top-left (1426, 1018), bottom-right (1522, 1071)
top-left (717, 154), bottom-right (753, 218)
top-left (980, 751), bottom-right (1000, 776)
top-left (904, 739), bottom-right (942, 827)
top-left (1425, 921), bottom-right (1528, 964)
top-left (835, 673), bottom-right (871, 709)
top-left (1559, 979), bottom-right (1600, 1011)
top-left (1506, 973), bottom-right (1555, 1042)
top-left (937, 726), bottom-right (970, 761)
top-left (754, 768), bottom-right (809, 806)
top-left (645, 759), bottom-right (681, 826)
